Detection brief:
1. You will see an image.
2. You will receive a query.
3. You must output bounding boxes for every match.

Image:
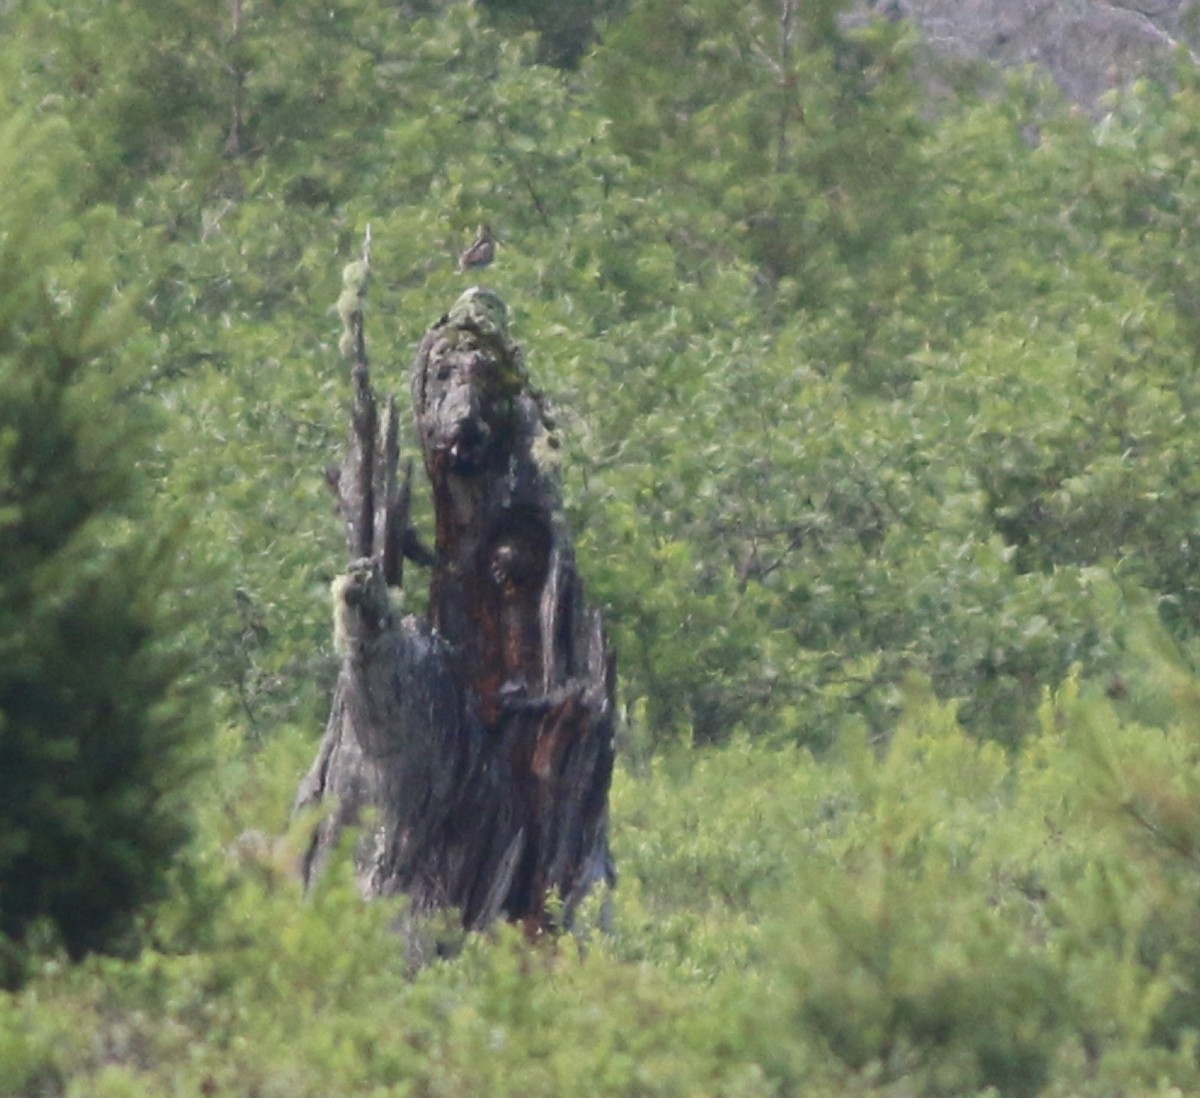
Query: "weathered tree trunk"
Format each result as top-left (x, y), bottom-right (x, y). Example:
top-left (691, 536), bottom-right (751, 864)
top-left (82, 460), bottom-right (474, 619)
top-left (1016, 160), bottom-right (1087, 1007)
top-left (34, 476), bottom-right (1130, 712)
top-left (294, 248), bottom-right (615, 934)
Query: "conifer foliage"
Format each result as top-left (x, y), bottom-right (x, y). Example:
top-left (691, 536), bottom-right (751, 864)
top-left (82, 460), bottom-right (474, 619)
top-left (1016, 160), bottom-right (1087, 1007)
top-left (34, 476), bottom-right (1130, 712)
top-left (0, 111), bottom-right (201, 987)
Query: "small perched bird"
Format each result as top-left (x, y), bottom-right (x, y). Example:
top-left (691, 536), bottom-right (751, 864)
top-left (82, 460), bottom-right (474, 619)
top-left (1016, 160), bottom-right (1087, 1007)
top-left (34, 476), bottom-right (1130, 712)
top-left (457, 223), bottom-right (496, 273)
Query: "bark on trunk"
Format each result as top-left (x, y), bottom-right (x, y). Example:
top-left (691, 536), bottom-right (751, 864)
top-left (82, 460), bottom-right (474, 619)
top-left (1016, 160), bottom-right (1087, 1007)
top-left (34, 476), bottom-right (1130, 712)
top-left (295, 259), bottom-right (615, 934)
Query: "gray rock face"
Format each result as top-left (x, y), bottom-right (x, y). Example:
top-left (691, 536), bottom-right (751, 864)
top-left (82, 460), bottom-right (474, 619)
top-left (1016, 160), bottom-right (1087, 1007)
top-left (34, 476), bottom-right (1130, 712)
top-left (861, 0), bottom-right (1199, 109)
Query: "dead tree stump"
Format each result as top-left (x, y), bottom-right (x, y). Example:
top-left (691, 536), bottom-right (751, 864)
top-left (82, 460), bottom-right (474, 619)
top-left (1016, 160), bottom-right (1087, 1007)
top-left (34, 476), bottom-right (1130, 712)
top-left (294, 249), bottom-right (615, 934)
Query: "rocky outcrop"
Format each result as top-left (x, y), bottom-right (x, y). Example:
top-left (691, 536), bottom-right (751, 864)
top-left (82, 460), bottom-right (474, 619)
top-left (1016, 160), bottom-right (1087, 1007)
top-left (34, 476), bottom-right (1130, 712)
top-left (863, 0), bottom-right (1199, 110)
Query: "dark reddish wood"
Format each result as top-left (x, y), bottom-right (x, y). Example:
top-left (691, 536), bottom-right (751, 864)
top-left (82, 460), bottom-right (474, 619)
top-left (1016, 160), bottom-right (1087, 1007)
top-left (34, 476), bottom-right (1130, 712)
top-left (296, 282), bottom-right (615, 934)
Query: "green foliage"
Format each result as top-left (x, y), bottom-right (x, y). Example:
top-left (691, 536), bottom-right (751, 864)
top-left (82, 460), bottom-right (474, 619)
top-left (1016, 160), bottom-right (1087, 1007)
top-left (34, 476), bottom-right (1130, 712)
top-left (591, 0), bottom-right (925, 287)
top-left (481, 0), bottom-right (629, 68)
top-left (763, 705), bottom-right (1063, 1097)
top-left (9, 0), bottom-right (1200, 750)
top-left (0, 0), bottom-right (1181, 793)
top-left (10, 641), bottom-right (1200, 1095)
top-left (0, 109), bottom-right (205, 985)
top-left (1, 0), bottom-right (225, 201)
top-left (7, 0), bottom-right (1200, 1091)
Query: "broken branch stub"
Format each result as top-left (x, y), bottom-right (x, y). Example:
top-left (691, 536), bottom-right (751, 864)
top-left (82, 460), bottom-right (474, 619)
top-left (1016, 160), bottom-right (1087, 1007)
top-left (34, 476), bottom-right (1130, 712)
top-left (297, 284), bottom-right (615, 933)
